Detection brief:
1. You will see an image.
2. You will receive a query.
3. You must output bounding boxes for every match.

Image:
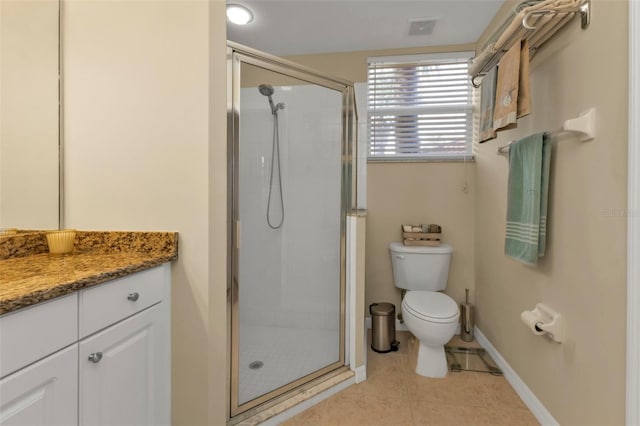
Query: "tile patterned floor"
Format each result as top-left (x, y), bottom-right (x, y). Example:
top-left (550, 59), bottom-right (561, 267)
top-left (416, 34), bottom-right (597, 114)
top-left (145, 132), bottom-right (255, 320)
top-left (282, 331), bottom-right (539, 426)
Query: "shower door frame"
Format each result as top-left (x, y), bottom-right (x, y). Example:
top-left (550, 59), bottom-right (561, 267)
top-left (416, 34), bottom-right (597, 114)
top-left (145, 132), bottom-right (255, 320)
top-left (227, 42), bottom-right (355, 418)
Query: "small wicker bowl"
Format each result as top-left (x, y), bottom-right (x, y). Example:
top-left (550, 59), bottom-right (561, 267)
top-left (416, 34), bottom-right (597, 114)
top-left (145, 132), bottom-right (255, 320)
top-left (46, 229), bottom-right (76, 255)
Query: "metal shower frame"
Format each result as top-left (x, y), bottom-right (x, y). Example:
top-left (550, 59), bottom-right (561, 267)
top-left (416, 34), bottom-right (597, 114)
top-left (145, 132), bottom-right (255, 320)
top-left (226, 41), bottom-right (357, 419)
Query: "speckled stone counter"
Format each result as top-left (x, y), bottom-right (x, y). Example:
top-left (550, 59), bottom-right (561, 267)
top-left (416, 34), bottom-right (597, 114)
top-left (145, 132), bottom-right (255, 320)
top-left (0, 231), bottom-right (178, 315)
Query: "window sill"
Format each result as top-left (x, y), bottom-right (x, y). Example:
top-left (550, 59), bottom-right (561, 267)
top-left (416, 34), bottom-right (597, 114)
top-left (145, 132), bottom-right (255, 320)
top-left (367, 156), bottom-right (475, 164)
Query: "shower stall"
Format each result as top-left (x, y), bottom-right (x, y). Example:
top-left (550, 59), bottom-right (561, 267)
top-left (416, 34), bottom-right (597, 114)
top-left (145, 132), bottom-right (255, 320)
top-left (227, 42), bottom-right (359, 417)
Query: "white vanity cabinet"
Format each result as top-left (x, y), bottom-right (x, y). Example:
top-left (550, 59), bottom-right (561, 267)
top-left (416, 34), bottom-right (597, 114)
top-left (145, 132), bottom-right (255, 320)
top-left (0, 345), bottom-right (78, 426)
top-left (0, 293), bottom-right (78, 426)
top-left (0, 264), bottom-right (171, 426)
top-left (79, 303), bottom-right (169, 425)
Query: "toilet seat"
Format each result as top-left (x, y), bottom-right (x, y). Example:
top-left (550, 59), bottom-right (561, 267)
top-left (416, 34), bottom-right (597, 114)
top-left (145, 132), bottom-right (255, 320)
top-left (403, 291), bottom-right (458, 324)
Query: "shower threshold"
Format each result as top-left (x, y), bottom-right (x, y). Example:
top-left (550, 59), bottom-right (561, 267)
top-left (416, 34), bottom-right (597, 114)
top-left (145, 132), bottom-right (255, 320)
top-left (227, 367), bottom-right (354, 426)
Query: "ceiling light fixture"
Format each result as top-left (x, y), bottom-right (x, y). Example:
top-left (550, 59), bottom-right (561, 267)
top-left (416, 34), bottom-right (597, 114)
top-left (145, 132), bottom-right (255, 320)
top-left (227, 4), bottom-right (254, 26)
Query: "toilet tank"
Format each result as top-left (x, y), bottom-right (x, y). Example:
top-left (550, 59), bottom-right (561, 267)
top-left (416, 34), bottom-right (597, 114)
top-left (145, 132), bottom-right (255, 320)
top-left (389, 242), bottom-right (453, 291)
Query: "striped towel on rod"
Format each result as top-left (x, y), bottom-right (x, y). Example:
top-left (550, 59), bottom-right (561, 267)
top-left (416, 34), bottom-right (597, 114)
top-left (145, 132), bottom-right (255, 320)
top-left (504, 132), bottom-right (551, 265)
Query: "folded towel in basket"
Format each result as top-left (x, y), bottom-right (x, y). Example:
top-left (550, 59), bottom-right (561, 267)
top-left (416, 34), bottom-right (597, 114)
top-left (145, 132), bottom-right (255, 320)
top-left (505, 132), bottom-right (551, 265)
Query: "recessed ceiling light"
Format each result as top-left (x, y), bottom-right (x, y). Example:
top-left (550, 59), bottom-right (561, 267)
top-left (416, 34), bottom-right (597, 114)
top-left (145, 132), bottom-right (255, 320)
top-left (227, 4), bottom-right (254, 26)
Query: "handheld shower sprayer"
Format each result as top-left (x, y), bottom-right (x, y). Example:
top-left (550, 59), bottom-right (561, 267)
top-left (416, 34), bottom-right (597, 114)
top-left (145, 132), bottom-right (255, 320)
top-left (258, 84), bottom-right (285, 115)
top-left (258, 83), bottom-right (285, 229)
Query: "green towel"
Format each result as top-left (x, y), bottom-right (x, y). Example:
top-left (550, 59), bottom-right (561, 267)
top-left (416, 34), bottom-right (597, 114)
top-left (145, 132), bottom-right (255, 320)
top-left (505, 132), bottom-right (551, 265)
top-left (538, 133), bottom-right (551, 256)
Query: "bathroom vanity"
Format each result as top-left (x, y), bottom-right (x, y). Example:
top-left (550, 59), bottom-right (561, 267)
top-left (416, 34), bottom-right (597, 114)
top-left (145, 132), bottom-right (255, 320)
top-left (0, 231), bottom-right (177, 426)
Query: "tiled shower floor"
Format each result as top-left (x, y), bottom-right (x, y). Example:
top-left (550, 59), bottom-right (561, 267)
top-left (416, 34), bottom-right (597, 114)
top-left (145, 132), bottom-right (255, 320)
top-left (239, 324), bottom-right (339, 405)
top-left (282, 331), bottom-right (539, 426)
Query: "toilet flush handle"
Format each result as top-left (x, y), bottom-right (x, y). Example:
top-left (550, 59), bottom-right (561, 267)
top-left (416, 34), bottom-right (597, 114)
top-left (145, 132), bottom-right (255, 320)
top-left (395, 255), bottom-right (405, 260)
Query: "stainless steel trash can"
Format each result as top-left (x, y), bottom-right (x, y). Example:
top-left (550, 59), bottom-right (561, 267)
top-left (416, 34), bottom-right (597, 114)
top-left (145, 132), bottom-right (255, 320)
top-left (370, 303), bottom-right (399, 353)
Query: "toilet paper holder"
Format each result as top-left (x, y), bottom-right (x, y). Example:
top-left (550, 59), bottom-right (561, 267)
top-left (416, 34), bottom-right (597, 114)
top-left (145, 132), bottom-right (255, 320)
top-left (521, 303), bottom-right (565, 343)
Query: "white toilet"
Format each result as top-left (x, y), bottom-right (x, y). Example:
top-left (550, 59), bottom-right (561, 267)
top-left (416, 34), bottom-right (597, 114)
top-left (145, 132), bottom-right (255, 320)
top-left (389, 242), bottom-right (459, 378)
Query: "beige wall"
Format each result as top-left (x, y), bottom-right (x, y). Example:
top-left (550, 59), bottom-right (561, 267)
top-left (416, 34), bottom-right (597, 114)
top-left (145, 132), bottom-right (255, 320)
top-left (288, 46), bottom-right (477, 314)
top-left (473, 1), bottom-right (628, 424)
top-left (0, 0), bottom-right (59, 229)
top-left (62, 1), bottom-right (225, 424)
top-left (367, 163), bottom-right (475, 312)
top-left (208, 1), bottom-right (229, 424)
top-left (286, 44), bottom-right (475, 83)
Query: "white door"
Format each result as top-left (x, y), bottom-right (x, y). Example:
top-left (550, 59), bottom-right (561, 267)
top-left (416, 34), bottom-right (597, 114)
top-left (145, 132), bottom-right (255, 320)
top-left (0, 345), bottom-right (78, 426)
top-left (79, 304), bottom-right (169, 426)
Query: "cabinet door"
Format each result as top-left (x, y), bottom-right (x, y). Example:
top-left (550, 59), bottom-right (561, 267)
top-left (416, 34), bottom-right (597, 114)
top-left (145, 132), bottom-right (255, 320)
top-left (0, 345), bottom-right (78, 426)
top-left (79, 304), bottom-right (169, 426)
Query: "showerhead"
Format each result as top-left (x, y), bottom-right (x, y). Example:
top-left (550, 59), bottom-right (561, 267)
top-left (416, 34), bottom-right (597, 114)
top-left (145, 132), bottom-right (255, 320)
top-left (258, 84), bottom-right (274, 97)
top-left (258, 84), bottom-right (284, 115)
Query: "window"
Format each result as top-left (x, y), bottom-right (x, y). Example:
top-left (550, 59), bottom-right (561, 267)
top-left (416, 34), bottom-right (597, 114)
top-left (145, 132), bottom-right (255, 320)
top-left (367, 52), bottom-right (474, 161)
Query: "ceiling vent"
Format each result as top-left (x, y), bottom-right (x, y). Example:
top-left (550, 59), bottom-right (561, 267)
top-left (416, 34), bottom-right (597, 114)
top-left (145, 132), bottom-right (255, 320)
top-left (408, 18), bottom-right (437, 36)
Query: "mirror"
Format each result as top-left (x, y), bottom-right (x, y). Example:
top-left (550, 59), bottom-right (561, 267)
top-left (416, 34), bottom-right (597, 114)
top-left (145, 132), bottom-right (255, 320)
top-left (0, 0), bottom-right (60, 231)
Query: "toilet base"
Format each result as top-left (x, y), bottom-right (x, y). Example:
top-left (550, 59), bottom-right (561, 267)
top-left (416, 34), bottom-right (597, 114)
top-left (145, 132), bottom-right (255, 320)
top-left (415, 341), bottom-right (448, 378)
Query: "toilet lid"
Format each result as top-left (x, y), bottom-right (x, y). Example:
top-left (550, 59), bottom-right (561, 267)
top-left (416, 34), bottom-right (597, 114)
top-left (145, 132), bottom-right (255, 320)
top-left (403, 291), bottom-right (459, 323)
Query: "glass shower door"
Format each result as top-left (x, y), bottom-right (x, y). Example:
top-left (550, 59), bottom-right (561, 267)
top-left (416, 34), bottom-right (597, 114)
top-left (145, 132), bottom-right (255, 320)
top-left (230, 56), bottom-right (349, 415)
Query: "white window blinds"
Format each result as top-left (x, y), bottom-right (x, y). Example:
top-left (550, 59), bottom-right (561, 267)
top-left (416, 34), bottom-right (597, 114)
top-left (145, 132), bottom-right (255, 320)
top-left (367, 52), bottom-right (474, 160)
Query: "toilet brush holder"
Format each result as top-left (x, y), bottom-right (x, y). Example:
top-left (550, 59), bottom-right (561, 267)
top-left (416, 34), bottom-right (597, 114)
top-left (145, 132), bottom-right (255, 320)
top-left (460, 288), bottom-right (474, 342)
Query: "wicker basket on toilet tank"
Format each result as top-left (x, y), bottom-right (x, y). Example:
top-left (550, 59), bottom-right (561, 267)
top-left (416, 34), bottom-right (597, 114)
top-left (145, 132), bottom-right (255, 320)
top-left (401, 224), bottom-right (442, 247)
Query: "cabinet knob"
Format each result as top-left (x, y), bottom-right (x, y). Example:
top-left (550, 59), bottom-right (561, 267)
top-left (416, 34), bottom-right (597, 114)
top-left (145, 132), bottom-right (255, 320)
top-left (88, 352), bottom-right (103, 363)
top-left (127, 292), bottom-right (140, 302)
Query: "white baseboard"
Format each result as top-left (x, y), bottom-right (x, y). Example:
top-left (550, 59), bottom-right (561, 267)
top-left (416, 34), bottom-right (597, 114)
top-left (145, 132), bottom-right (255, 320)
top-left (352, 364), bottom-right (367, 383)
top-left (475, 327), bottom-right (559, 426)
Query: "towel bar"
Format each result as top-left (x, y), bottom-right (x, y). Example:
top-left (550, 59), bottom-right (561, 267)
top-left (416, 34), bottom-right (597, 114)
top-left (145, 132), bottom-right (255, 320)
top-left (470, 0), bottom-right (590, 85)
top-left (497, 108), bottom-right (596, 154)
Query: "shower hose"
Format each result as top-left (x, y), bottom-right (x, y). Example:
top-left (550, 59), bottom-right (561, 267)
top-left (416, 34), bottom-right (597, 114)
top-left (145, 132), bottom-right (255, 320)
top-left (267, 112), bottom-right (284, 229)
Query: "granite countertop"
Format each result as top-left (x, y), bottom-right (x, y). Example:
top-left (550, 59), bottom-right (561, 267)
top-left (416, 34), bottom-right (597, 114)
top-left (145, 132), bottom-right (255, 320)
top-left (0, 231), bottom-right (178, 315)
